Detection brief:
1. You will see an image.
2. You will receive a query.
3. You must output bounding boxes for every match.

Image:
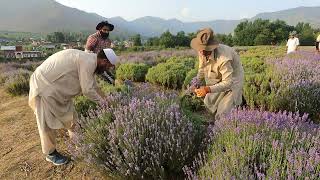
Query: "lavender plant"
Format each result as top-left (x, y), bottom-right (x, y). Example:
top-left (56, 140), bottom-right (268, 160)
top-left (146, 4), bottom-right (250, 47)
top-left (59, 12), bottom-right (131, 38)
top-left (271, 51), bottom-right (320, 121)
top-left (116, 63), bottom-right (150, 82)
top-left (184, 109), bottom-right (320, 179)
top-left (118, 49), bottom-right (196, 66)
top-left (3, 69), bottom-right (32, 96)
top-left (70, 86), bottom-right (206, 179)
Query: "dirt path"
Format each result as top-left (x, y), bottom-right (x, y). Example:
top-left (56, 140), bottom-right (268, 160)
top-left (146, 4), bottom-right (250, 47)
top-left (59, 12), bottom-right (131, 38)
top-left (0, 89), bottom-right (104, 179)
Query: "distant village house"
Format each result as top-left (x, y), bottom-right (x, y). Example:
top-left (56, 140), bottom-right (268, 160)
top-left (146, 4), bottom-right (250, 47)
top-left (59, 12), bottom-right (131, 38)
top-left (0, 45), bottom-right (43, 59)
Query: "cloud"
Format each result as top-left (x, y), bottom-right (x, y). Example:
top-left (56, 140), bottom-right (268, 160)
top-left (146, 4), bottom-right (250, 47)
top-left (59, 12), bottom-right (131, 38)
top-left (180, 7), bottom-right (191, 17)
top-left (239, 14), bottom-right (250, 19)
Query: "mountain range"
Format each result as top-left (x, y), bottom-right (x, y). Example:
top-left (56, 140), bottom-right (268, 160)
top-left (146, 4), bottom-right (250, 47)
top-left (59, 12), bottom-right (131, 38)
top-left (0, 0), bottom-right (319, 38)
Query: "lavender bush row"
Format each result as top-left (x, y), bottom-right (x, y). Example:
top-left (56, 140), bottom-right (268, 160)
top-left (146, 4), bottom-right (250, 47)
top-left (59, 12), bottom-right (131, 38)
top-left (0, 61), bottom-right (42, 74)
top-left (184, 109), bottom-right (320, 179)
top-left (272, 51), bottom-right (320, 84)
top-left (118, 49), bottom-right (196, 66)
top-left (269, 51), bottom-right (320, 121)
top-left (70, 85), bottom-right (207, 179)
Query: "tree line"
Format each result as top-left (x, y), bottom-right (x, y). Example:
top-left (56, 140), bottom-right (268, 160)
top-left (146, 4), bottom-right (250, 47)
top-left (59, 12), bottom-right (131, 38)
top-left (138, 19), bottom-right (319, 47)
top-left (46, 19), bottom-right (320, 47)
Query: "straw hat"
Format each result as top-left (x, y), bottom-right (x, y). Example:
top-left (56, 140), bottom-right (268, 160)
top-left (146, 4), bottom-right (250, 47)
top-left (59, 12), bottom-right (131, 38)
top-left (190, 28), bottom-right (219, 51)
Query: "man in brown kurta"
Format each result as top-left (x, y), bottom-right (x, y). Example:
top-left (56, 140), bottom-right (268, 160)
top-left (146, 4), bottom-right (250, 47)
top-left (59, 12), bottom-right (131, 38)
top-left (191, 28), bottom-right (244, 121)
top-left (85, 21), bottom-right (114, 53)
top-left (29, 48), bottom-right (117, 165)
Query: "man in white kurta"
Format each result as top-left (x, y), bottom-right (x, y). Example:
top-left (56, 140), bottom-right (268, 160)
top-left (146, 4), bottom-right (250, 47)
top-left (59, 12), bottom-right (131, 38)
top-left (191, 28), bottom-right (244, 121)
top-left (29, 48), bottom-right (117, 165)
top-left (286, 31), bottom-right (300, 54)
top-left (316, 34), bottom-right (320, 52)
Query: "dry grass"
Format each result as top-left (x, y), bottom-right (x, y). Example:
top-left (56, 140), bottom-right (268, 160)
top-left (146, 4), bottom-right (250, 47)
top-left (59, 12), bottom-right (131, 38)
top-left (0, 88), bottom-right (104, 180)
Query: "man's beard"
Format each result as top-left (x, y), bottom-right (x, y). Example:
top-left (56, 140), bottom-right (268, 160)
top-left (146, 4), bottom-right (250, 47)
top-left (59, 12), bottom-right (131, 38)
top-left (101, 32), bottom-right (109, 39)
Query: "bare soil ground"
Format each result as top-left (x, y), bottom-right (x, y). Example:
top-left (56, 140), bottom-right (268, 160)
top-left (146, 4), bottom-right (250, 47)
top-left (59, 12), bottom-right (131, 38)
top-left (0, 88), bottom-right (104, 180)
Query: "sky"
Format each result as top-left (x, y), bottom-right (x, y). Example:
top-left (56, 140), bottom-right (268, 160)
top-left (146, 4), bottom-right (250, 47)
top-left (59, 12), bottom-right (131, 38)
top-left (55, 0), bottom-right (320, 22)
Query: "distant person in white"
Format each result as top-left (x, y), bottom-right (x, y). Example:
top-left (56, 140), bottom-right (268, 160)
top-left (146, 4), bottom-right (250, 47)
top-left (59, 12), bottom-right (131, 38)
top-left (316, 34), bottom-right (320, 53)
top-left (286, 31), bottom-right (299, 54)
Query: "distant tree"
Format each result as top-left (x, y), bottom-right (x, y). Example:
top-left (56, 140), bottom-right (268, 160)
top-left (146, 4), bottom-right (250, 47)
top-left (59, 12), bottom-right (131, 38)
top-left (175, 31), bottom-right (189, 47)
top-left (295, 22), bottom-right (315, 46)
top-left (233, 20), bottom-right (256, 46)
top-left (187, 32), bottom-right (196, 40)
top-left (130, 34), bottom-right (142, 46)
top-left (146, 37), bottom-right (160, 46)
top-left (216, 33), bottom-right (234, 46)
top-left (270, 20), bottom-right (294, 44)
top-left (46, 32), bottom-right (65, 43)
top-left (159, 31), bottom-right (175, 48)
top-left (233, 19), bottom-right (294, 46)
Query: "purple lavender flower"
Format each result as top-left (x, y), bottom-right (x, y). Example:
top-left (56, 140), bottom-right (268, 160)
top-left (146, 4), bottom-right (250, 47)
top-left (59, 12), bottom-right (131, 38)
top-left (185, 108), bottom-right (320, 179)
top-left (69, 85), bottom-right (203, 179)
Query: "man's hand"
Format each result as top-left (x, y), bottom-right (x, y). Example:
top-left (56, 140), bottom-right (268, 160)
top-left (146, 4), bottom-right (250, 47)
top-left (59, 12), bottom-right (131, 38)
top-left (194, 86), bottom-right (211, 97)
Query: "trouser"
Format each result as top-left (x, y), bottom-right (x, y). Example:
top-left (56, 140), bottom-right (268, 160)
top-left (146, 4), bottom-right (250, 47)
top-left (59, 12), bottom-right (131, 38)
top-left (35, 97), bottom-right (75, 155)
top-left (316, 42), bottom-right (319, 51)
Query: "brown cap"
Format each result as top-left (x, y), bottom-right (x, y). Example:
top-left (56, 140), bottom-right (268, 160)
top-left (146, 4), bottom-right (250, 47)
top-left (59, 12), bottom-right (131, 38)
top-left (190, 28), bottom-right (219, 51)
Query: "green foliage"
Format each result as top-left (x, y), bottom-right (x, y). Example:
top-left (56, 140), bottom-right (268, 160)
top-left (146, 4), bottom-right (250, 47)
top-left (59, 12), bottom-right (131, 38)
top-left (239, 46), bottom-right (286, 59)
top-left (116, 63), bottom-right (150, 82)
top-left (243, 72), bottom-right (280, 111)
top-left (73, 96), bottom-right (97, 117)
top-left (241, 55), bottom-right (281, 111)
top-left (46, 32), bottom-right (87, 43)
top-left (46, 32), bottom-right (65, 43)
top-left (130, 34), bottom-right (142, 46)
top-left (234, 19), bottom-right (294, 46)
top-left (241, 57), bottom-right (267, 74)
top-left (159, 31), bottom-right (176, 48)
top-left (146, 57), bottom-right (196, 89)
top-left (233, 20), bottom-right (319, 46)
top-left (295, 22), bottom-right (316, 46)
top-left (97, 77), bottom-right (130, 95)
top-left (216, 33), bottom-right (234, 46)
top-left (166, 56), bottom-right (196, 69)
top-left (145, 37), bottom-right (160, 46)
top-left (146, 63), bottom-right (190, 89)
top-left (175, 31), bottom-right (191, 47)
top-left (146, 31), bottom-right (194, 48)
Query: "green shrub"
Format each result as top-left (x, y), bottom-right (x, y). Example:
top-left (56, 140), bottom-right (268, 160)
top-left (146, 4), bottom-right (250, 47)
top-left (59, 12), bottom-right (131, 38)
top-left (4, 69), bottom-right (31, 96)
top-left (116, 63), bottom-right (150, 82)
top-left (239, 46), bottom-right (286, 59)
top-left (241, 57), bottom-right (267, 74)
top-left (166, 56), bottom-right (196, 69)
top-left (73, 96), bottom-right (97, 117)
top-left (243, 72), bottom-right (280, 111)
top-left (146, 62), bottom-right (192, 89)
top-left (241, 56), bottom-right (282, 111)
top-left (97, 76), bottom-right (131, 95)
